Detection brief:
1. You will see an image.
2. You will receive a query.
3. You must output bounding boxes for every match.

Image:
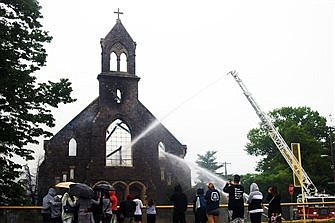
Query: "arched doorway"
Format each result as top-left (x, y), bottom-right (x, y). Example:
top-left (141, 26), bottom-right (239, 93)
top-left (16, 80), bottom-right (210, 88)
top-left (129, 181), bottom-right (146, 200)
top-left (112, 181), bottom-right (127, 202)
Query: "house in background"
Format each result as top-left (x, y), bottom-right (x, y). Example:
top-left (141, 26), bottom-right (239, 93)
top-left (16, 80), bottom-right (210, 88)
top-left (38, 15), bottom-right (191, 204)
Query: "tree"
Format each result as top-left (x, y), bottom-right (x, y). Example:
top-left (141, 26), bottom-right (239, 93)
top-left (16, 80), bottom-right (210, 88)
top-left (0, 0), bottom-right (76, 205)
top-left (22, 155), bottom-right (43, 205)
top-left (196, 151), bottom-right (224, 173)
top-left (244, 106), bottom-right (333, 200)
top-left (194, 150), bottom-right (224, 188)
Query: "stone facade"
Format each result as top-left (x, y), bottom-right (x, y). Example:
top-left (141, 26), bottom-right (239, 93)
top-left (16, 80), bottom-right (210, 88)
top-left (38, 19), bottom-right (191, 204)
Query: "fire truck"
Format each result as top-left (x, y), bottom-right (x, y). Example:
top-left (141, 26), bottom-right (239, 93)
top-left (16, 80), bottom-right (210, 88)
top-left (295, 194), bottom-right (335, 219)
top-left (228, 70), bottom-right (335, 219)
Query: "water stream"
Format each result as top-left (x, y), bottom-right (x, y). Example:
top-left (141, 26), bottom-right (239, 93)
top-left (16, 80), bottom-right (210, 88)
top-left (130, 73), bottom-right (226, 148)
top-left (162, 149), bottom-right (227, 187)
top-left (127, 73), bottom-right (251, 199)
top-left (161, 149), bottom-right (251, 201)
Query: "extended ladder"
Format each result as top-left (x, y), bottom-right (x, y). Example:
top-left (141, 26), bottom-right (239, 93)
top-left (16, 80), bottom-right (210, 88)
top-left (228, 70), bottom-right (317, 195)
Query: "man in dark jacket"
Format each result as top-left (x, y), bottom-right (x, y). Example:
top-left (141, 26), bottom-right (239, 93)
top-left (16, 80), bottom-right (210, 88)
top-left (119, 194), bottom-right (136, 223)
top-left (223, 174), bottom-right (245, 223)
top-left (170, 184), bottom-right (188, 223)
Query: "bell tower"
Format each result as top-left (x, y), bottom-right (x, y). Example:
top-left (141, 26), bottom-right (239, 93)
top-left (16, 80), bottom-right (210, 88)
top-left (98, 9), bottom-right (140, 106)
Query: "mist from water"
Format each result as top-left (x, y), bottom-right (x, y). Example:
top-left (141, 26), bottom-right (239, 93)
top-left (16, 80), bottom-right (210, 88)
top-left (161, 149), bottom-right (253, 202)
top-left (126, 72), bottom-right (250, 200)
top-left (160, 149), bottom-right (228, 196)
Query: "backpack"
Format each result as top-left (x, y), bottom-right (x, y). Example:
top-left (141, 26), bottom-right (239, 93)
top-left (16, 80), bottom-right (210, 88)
top-left (63, 200), bottom-right (76, 213)
top-left (196, 195), bottom-right (206, 209)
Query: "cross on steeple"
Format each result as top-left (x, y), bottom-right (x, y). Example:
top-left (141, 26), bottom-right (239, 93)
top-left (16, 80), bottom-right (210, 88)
top-left (114, 8), bottom-right (123, 21)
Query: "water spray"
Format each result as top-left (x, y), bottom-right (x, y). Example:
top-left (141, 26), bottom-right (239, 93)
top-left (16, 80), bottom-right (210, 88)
top-left (131, 73), bottom-right (227, 147)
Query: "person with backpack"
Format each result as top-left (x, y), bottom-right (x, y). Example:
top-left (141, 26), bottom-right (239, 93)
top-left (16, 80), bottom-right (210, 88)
top-left (61, 192), bottom-right (78, 223)
top-left (193, 188), bottom-right (207, 223)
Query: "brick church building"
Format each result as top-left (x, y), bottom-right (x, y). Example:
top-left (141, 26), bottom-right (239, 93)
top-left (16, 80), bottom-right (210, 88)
top-left (38, 15), bottom-right (191, 204)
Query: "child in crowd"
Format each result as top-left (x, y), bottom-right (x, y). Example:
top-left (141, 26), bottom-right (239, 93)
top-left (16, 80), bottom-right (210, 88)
top-left (146, 199), bottom-right (156, 223)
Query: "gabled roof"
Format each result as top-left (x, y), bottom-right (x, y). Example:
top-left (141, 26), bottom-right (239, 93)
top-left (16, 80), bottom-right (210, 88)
top-left (104, 20), bottom-right (134, 43)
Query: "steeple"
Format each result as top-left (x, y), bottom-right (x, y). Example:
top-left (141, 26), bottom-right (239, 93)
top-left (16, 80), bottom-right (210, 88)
top-left (100, 9), bottom-right (136, 75)
top-left (98, 10), bottom-right (140, 107)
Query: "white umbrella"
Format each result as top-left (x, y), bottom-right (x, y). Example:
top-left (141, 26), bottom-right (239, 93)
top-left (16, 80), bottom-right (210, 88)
top-left (55, 181), bottom-right (76, 188)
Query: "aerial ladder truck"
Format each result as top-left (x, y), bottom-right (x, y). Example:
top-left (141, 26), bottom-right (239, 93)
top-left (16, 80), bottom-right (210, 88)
top-left (228, 70), bottom-right (317, 195)
top-left (228, 70), bottom-right (335, 219)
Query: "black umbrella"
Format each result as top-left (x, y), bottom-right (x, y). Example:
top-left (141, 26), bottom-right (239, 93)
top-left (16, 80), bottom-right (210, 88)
top-left (93, 183), bottom-right (114, 191)
top-left (69, 183), bottom-right (94, 198)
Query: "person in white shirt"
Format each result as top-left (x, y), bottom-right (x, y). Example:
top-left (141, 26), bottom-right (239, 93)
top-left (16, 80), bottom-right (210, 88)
top-left (133, 196), bottom-right (144, 223)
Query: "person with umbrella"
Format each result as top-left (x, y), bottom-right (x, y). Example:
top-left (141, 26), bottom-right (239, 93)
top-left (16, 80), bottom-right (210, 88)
top-left (91, 182), bottom-right (114, 223)
top-left (69, 183), bottom-right (98, 223)
top-left (61, 192), bottom-right (78, 223)
top-left (101, 190), bottom-right (113, 223)
top-left (91, 191), bottom-right (103, 223)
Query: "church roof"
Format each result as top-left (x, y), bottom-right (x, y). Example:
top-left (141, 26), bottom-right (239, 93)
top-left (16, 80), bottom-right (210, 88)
top-left (104, 19), bottom-right (135, 45)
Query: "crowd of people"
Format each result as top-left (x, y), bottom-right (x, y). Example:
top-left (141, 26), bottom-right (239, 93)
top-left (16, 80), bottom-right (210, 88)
top-left (171, 174), bottom-right (282, 223)
top-left (42, 176), bottom-right (281, 223)
top-left (41, 186), bottom-right (156, 223)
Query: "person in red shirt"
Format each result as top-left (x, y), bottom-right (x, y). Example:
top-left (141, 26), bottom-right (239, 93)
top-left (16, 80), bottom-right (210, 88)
top-left (109, 188), bottom-right (119, 223)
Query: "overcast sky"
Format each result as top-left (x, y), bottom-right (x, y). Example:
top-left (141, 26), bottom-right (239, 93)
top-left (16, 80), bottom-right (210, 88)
top-left (33, 0), bottom-right (334, 175)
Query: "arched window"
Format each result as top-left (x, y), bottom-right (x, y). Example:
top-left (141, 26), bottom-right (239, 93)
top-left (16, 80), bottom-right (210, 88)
top-left (120, 53), bottom-right (127, 72)
top-left (68, 138), bottom-right (77, 156)
top-left (116, 89), bottom-right (122, 104)
top-left (113, 182), bottom-right (127, 201)
top-left (110, 52), bottom-right (117, 71)
top-left (106, 119), bottom-right (132, 166)
top-left (158, 142), bottom-right (166, 159)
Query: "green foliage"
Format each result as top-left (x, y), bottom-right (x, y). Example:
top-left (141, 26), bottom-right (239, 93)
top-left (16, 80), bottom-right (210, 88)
top-left (193, 150), bottom-right (224, 188)
top-left (242, 170), bottom-right (293, 202)
top-left (0, 0), bottom-right (76, 205)
top-left (196, 150), bottom-right (224, 172)
top-left (243, 106), bottom-right (334, 201)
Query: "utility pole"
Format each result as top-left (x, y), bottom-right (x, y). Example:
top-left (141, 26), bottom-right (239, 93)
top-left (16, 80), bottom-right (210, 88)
top-left (223, 161), bottom-right (231, 178)
top-left (329, 115), bottom-right (335, 184)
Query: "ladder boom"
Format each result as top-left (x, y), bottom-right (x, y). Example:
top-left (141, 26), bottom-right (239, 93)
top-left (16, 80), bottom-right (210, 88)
top-left (228, 70), bottom-right (317, 195)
